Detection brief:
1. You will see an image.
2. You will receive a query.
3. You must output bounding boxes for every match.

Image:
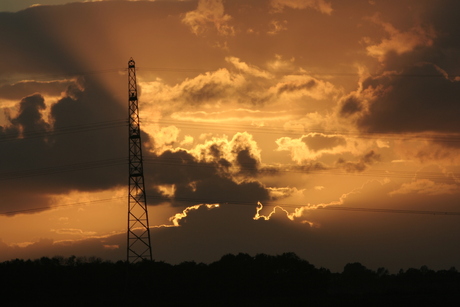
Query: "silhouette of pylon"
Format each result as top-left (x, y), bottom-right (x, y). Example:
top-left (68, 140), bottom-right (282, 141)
top-left (127, 58), bottom-right (152, 263)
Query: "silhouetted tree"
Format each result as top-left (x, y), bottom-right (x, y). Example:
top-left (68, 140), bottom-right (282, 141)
top-left (1, 254), bottom-right (460, 305)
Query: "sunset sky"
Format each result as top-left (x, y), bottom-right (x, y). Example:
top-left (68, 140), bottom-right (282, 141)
top-left (1, 0), bottom-right (460, 272)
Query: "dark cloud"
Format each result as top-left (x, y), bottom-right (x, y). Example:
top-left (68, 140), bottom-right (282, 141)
top-left (339, 95), bottom-right (363, 117)
top-left (235, 149), bottom-right (259, 176)
top-left (178, 78), bottom-right (231, 105)
top-left (9, 93), bottom-right (50, 135)
top-left (301, 133), bottom-right (347, 152)
top-left (339, 63), bottom-right (460, 135)
top-left (383, 0), bottom-right (460, 76)
top-left (362, 150), bottom-right (380, 164)
top-left (145, 147), bottom-right (271, 207)
top-left (0, 76), bottom-right (127, 214)
top-left (339, 0), bottom-right (460, 137)
top-left (257, 166), bottom-right (281, 178)
top-left (336, 150), bottom-right (380, 173)
top-left (292, 162), bottom-right (329, 173)
top-left (360, 64), bottom-right (460, 133)
top-left (147, 149), bottom-right (216, 186)
top-left (277, 79), bottom-right (317, 94)
top-left (175, 176), bottom-right (269, 205)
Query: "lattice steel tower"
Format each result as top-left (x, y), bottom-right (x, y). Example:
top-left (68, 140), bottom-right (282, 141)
top-left (127, 58), bottom-right (152, 263)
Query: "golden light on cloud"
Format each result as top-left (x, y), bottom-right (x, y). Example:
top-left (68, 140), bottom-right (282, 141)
top-left (182, 0), bottom-right (234, 36)
top-left (365, 16), bottom-right (436, 62)
top-left (253, 202), bottom-right (291, 221)
top-left (253, 202), bottom-right (318, 228)
top-left (270, 0), bottom-right (333, 14)
top-left (169, 203), bottom-right (220, 227)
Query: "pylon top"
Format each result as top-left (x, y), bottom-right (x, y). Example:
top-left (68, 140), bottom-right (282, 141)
top-left (128, 57), bottom-right (135, 68)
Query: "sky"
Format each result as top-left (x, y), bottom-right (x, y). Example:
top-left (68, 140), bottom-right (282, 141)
top-left (1, 0), bottom-right (460, 272)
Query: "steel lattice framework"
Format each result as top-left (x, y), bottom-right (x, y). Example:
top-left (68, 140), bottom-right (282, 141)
top-left (127, 58), bottom-right (152, 263)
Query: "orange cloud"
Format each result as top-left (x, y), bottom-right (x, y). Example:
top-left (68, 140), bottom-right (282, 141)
top-left (267, 19), bottom-right (288, 35)
top-left (182, 0), bottom-right (234, 36)
top-left (190, 131), bottom-right (262, 174)
top-left (390, 179), bottom-right (459, 196)
top-left (276, 133), bottom-right (351, 163)
top-left (226, 56), bottom-right (273, 79)
top-left (270, 74), bottom-right (337, 101)
top-left (270, 0), bottom-right (333, 14)
top-left (51, 228), bottom-right (97, 236)
top-left (365, 16), bottom-right (436, 62)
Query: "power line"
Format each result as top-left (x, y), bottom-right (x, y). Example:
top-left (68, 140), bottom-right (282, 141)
top-left (144, 158), bottom-right (459, 181)
top-left (0, 66), bottom-right (206, 84)
top-left (0, 157), bottom-right (126, 181)
top-left (146, 196), bottom-right (256, 206)
top-left (0, 119), bottom-right (127, 143)
top-left (1, 66), bottom-right (458, 85)
top-left (138, 67), bottom-right (212, 73)
top-left (138, 67), bottom-right (460, 78)
top-left (0, 197), bottom-right (124, 215)
top-left (147, 119), bottom-right (460, 143)
top-left (317, 206), bottom-right (460, 216)
top-left (2, 194), bottom-right (460, 217)
top-left (3, 115), bottom-right (460, 145)
top-left (147, 196), bottom-right (460, 216)
top-left (0, 68), bottom-right (125, 84)
top-left (0, 151), bottom-right (457, 182)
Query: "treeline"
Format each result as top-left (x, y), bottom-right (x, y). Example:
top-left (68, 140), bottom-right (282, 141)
top-left (1, 252), bottom-right (460, 306)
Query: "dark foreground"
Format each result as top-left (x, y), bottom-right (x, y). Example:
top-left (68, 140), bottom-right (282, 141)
top-left (1, 253), bottom-right (459, 306)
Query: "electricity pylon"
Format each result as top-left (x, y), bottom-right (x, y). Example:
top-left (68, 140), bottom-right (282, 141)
top-left (127, 58), bottom-right (152, 263)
